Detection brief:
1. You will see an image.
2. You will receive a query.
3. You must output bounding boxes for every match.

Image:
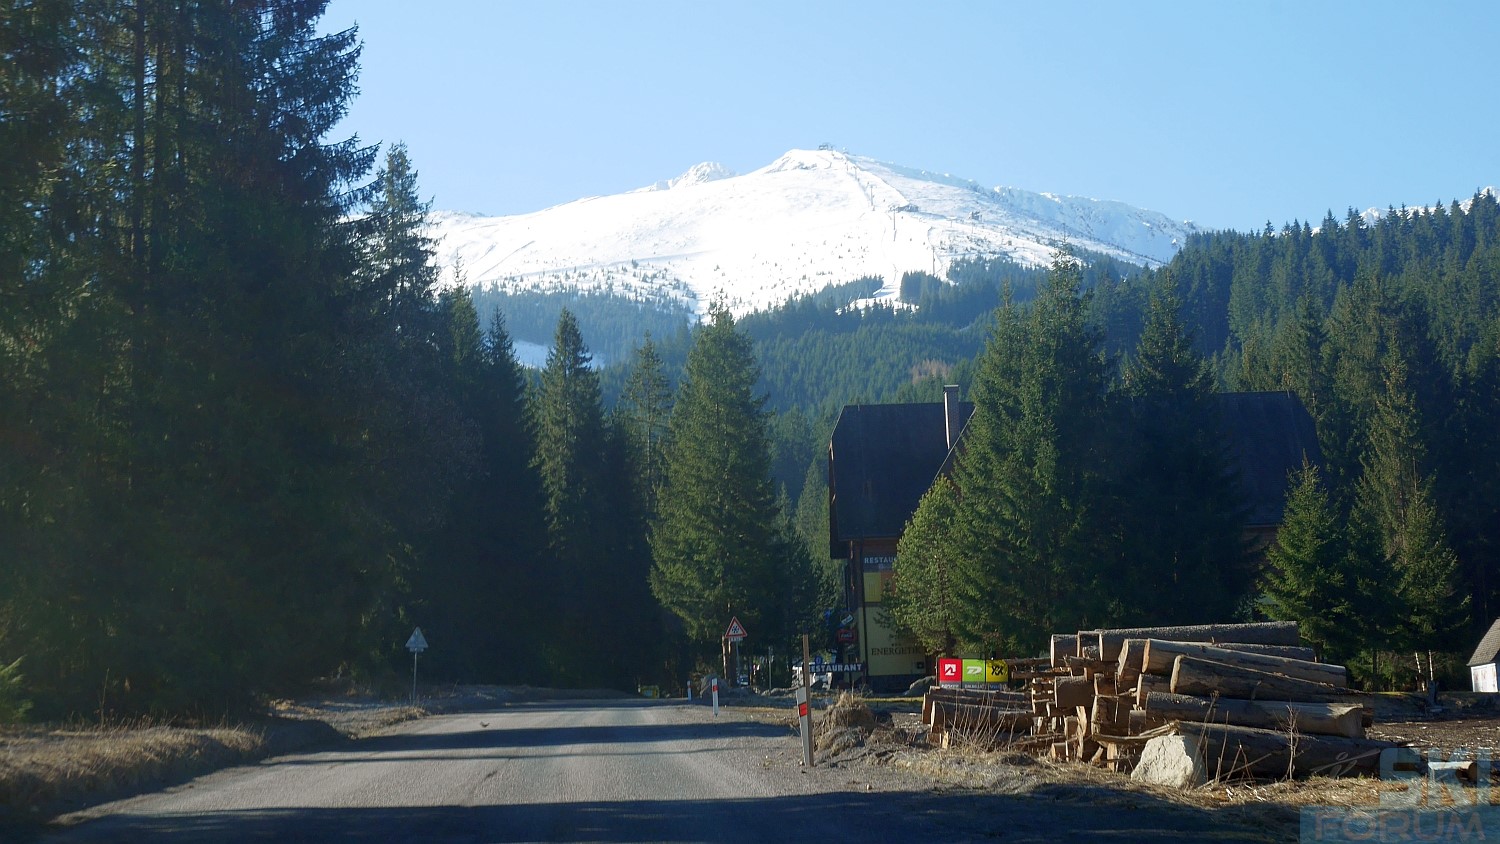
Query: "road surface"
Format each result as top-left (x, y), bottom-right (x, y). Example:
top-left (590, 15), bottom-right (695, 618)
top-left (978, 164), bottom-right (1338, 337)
top-left (42, 698), bottom-right (1277, 842)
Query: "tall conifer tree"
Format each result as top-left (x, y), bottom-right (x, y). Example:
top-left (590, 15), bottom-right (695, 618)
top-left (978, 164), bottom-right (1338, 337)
top-left (1351, 350), bottom-right (1468, 658)
top-left (650, 305), bottom-right (815, 653)
top-left (617, 335), bottom-right (673, 518)
top-left (1118, 278), bottom-right (1247, 623)
top-left (1261, 464), bottom-right (1361, 660)
top-left (532, 310), bottom-right (613, 680)
top-left (889, 478), bottom-right (961, 656)
top-left (946, 255), bottom-right (1113, 653)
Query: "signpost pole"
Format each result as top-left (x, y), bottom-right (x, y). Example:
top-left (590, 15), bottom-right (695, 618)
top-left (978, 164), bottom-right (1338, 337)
top-left (404, 627), bottom-right (428, 705)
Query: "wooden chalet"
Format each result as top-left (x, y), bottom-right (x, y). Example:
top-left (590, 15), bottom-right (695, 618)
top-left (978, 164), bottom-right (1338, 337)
top-left (827, 388), bottom-right (1320, 692)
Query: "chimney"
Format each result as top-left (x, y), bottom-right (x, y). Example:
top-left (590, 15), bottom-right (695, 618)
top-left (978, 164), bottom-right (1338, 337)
top-left (943, 385), bottom-right (960, 450)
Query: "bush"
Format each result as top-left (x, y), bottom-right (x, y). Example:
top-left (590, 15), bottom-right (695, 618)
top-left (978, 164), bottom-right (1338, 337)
top-left (0, 657), bottom-right (33, 723)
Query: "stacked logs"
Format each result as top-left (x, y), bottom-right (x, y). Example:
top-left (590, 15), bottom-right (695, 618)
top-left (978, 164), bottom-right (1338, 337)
top-left (919, 620), bottom-right (1404, 779)
top-left (1029, 620), bottom-right (1401, 778)
top-left (920, 658), bottom-right (1050, 750)
top-left (921, 686), bottom-right (1031, 749)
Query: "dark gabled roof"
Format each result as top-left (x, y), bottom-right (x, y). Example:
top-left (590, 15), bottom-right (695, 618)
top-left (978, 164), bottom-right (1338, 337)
top-left (1468, 618), bottom-right (1500, 667)
top-left (1216, 392), bottom-right (1322, 528)
top-left (828, 401), bottom-right (973, 558)
top-left (826, 391), bottom-right (1320, 556)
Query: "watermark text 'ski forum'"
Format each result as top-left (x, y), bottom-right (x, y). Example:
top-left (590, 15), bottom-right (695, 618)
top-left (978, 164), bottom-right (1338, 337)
top-left (1303, 748), bottom-right (1498, 843)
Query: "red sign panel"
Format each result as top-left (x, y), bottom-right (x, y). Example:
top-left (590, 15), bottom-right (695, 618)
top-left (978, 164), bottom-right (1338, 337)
top-left (938, 658), bottom-right (962, 687)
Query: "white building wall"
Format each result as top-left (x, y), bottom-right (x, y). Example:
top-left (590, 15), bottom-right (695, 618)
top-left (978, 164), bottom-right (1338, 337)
top-left (1471, 662), bottom-right (1498, 693)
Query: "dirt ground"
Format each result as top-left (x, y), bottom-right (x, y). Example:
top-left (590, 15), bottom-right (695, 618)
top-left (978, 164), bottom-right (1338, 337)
top-left (0, 684), bottom-right (628, 828)
top-left (9, 685), bottom-right (1500, 840)
top-left (741, 688), bottom-right (1500, 841)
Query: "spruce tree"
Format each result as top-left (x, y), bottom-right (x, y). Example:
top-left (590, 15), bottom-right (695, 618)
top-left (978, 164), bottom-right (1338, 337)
top-left (1351, 350), bottom-right (1468, 660)
top-left (531, 310), bottom-right (613, 680)
top-left (4, 1), bottom-right (407, 713)
top-left (1261, 463), bottom-right (1360, 660)
top-left (946, 255), bottom-right (1113, 653)
top-left (888, 478), bottom-right (961, 656)
top-left (650, 305), bottom-right (814, 653)
top-left (617, 334), bottom-right (673, 518)
top-left (361, 142), bottom-right (442, 341)
top-left (476, 307), bottom-right (551, 682)
top-left (1118, 277), bottom-right (1248, 623)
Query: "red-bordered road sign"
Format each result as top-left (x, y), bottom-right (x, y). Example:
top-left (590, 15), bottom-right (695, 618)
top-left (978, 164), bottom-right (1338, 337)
top-left (724, 616), bottom-right (748, 641)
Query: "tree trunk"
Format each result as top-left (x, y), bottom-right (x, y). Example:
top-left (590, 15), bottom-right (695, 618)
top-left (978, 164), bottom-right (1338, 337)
top-left (1142, 639), bottom-right (1346, 686)
top-left (1170, 655), bottom-right (1350, 701)
top-left (923, 687), bottom-right (1027, 723)
top-left (1117, 638), bottom-right (1317, 686)
top-left (1054, 675), bottom-right (1094, 708)
top-left (1087, 621), bottom-right (1300, 662)
top-left (1142, 692), bottom-right (1367, 738)
top-left (1176, 721), bottom-right (1400, 779)
top-left (1050, 634), bottom-right (1079, 668)
top-left (927, 701), bottom-right (1032, 732)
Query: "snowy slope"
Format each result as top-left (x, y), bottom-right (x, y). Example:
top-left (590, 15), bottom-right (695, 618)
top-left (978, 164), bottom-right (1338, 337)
top-left (428, 149), bottom-right (1198, 316)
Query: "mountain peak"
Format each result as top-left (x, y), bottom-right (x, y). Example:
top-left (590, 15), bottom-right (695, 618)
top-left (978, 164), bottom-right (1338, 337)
top-left (636, 161), bottom-right (735, 193)
top-left (429, 149), bottom-right (1197, 317)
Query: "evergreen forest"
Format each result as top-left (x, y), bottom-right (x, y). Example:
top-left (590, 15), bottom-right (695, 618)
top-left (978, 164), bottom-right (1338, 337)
top-left (2, 3), bottom-right (1497, 721)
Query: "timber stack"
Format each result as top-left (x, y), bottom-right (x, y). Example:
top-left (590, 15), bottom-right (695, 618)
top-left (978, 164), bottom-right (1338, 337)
top-left (920, 659), bottom-right (1049, 750)
top-left (922, 620), bottom-right (1406, 782)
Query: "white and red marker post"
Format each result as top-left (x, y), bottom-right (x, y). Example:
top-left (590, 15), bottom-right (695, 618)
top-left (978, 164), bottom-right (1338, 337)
top-left (798, 633), bottom-right (814, 767)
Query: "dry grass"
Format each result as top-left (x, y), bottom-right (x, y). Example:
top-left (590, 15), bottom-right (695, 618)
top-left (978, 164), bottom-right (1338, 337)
top-left (1, 723), bottom-right (270, 821)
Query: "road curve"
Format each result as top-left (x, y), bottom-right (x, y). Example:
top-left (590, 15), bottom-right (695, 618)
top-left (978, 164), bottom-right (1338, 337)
top-left (42, 699), bottom-right (1272, 843)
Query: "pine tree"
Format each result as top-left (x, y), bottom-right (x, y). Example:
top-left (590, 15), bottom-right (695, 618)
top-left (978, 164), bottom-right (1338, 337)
top-left (650, 305), bottom-right (813, 653)
top-left (361, 142), bottom-right (442, 342)
top-left (1117, 277), bottom-right (1248, 623)
top-left (531, 310), bottom-right (613, 680)
top-left (617, 334), bottom-right (673, 518)
top-left (1261, 463), bottom-right (1360, 660)
top-left (946, 255), bottom-right (1113, 654)
top-left (888, 478), bottom-right (962, 656)
top-left (1351, 350), bottom-right (1468, 660)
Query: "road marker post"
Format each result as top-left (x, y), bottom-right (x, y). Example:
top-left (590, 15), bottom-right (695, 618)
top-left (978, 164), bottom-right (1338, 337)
top-left (711, 677), bottom-right (719, 717)
top-left (799, 633), bottom-right (814, 767)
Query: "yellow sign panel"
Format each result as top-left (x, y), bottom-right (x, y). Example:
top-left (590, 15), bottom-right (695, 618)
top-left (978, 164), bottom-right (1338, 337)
top-left (862, 555), bottom-right (896, 603)
top-left (987, 659), bottom-right (1009, 684)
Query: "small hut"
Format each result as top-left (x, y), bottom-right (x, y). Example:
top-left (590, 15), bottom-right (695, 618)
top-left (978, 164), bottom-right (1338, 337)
top-left (1466, 618), bottom-right (1500, 692)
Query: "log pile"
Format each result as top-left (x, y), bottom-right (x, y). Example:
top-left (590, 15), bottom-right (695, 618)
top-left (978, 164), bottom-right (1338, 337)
top-left (922, 620), bottom-right (1406, 782)
top-left (920, 661), bottom-right (1047, 750)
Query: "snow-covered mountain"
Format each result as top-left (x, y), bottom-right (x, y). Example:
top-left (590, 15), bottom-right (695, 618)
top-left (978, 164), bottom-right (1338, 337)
top-left (429, 149), bottom-right (1198, 317)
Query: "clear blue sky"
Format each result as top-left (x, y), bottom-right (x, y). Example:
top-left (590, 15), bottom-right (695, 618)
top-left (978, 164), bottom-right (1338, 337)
top-left (322, 1), bottom-right (1497, 232)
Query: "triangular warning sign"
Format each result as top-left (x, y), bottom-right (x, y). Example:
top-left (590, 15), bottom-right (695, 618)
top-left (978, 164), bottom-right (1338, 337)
top-left (406, 627), bottom-right (428, 652)
top-left (724, 616), bottom-right (747, 639)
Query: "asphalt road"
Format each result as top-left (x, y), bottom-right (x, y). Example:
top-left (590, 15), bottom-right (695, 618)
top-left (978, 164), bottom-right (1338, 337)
top-left (41, 699), bottom-right (1282, 843)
